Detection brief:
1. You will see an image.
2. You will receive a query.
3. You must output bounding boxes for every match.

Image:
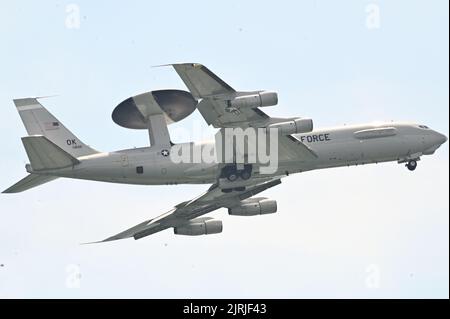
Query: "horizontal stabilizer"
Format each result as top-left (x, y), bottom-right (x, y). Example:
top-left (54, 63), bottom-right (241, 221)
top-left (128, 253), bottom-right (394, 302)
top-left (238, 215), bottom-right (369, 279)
top-left (22, 135), bottom-right (80, 171)
top-left (2, 174), bottom-right (58, 193)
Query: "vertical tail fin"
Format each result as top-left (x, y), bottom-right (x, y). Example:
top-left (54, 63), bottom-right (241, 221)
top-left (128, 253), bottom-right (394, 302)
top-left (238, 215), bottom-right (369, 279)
top-left (14, 98), bottom-right (98, 158)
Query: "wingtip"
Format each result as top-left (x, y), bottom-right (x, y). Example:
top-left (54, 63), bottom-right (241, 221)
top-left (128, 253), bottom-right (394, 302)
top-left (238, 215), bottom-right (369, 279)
top-left (80, 235), bottom-right (132, 245)
top-left (151, 63), bottom-right (174, 68)
top-left (2, 186), bottom-right (19, 194)
top-left (80, 240), bottom-right (103, 245)
top-left (80, 237), bottom-right (117, 245)
top-left (151, 62), bottom-right (203, 68)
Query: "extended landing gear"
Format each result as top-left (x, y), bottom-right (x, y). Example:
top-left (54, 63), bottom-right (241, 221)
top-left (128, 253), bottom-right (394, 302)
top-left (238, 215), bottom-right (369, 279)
top-left (240, 169), bottom-right (251, 181)
top-left (226, 170), bottom-right (239, 182)
top-left (406, 160), bottom-right (417, 171)
top-left (220, 164), bottom-right (253, 193)
top-left (221, 164), bottom-right (253, 182)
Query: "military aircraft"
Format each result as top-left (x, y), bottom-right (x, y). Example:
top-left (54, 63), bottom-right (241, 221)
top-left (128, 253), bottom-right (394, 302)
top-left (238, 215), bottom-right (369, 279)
top-left (3, 63), bottom-right (447, 242)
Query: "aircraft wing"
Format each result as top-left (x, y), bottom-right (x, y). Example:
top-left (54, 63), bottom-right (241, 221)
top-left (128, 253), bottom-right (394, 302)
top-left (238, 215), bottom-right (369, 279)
top-left (171, 63), bottom-right (317, 161)
top-left (171, 63), bottom-right (235, 99)
top-left (95, 177), bottom-right (282, 242)
top-left (171, 63), bottom-right (270, 128)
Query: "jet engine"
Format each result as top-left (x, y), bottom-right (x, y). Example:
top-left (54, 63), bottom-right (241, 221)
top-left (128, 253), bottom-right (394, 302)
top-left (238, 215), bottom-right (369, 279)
top-left (228, 198), bottom-right (277, 216)
top-left (266, 118), bottom-right (313, 135)
top-left (228, 91), bottom-right (278, 109)
top-left (173, 217), bottom-right (223, 236)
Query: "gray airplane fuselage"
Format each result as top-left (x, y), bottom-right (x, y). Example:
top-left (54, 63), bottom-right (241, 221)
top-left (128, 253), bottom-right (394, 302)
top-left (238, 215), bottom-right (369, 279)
top-left (32, 122), bottom-right (447, 185)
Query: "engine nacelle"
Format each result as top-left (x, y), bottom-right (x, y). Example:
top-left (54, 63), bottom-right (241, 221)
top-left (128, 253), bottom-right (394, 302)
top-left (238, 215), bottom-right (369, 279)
top-left (228, 91), bottom-right (278, 109)
top-left (228, 198), bottom-right (277, 216)
top-left (173, 218), bottom-right (223, 236)
top-left (266, 118), bottom-right (313, 135)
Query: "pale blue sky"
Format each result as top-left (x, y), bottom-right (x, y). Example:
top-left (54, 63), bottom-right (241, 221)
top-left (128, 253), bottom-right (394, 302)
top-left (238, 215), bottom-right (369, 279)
top-left (0, 1), bottom-right (448, 298)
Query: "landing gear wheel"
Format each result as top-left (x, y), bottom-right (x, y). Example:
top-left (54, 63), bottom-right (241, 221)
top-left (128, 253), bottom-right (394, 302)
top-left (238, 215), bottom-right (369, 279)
top-left (221, 165), bottom-right (239, 182)
top-left (240, 170), bottom-right (251, 180)
top-left (221, 164), bottom-right (252, 181)
top-left (406, 160), bottom-right (417, 171)
top-left (227, 172), bottom-right (238, 182)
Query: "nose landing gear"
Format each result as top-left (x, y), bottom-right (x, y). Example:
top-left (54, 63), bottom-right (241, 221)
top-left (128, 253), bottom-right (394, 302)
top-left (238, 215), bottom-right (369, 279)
top-left (406, 160), bottom-right (417, 171)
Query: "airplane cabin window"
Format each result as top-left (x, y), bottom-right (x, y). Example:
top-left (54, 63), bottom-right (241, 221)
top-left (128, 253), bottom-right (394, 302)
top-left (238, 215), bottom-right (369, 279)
top-left (136, 166), bottom-right (144, 174)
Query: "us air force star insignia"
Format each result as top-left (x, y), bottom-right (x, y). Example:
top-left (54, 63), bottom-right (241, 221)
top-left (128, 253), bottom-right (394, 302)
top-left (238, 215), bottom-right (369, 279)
top-left (161, 149), bottom-right (170, 157)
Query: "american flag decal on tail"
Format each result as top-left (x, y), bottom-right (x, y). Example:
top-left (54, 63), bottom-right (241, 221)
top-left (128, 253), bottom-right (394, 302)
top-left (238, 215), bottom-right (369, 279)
top-left (44, 121), bottom-right (60, 130)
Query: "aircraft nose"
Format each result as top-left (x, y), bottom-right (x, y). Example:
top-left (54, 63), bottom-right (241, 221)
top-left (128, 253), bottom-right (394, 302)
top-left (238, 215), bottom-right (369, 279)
top-left (433, 131), bottom-right (448, 145)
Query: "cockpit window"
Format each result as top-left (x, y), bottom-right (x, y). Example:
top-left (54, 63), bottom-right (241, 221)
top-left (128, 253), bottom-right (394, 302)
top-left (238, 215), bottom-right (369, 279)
top-left (418, 125), bottom-right (429, 129)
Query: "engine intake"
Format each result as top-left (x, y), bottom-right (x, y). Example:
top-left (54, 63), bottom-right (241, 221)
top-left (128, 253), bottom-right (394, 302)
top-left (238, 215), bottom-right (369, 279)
top-left (174, 217), bottom-right (223, 236)
top-left (266, 118), bottom-right (313, 135)
top-left (228, 91), bottom-right (278, 109)
top-left (228, 198), bottom-right (277, 216)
